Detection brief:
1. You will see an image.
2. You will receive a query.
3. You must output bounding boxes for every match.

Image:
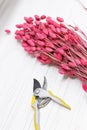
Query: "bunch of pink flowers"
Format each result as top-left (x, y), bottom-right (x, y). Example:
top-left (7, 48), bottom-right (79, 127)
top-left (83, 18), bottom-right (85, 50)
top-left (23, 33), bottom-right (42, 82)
top-left (15, 15), bottom-right (87, 92)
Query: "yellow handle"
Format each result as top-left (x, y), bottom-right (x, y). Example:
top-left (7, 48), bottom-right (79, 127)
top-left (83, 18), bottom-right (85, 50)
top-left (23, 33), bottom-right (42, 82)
top-left (48, 90), bottom-right (71, 110)
top-left (32, 106), bottom-right (39, 130)
top-left (31, 96), bottom-right (39, 130)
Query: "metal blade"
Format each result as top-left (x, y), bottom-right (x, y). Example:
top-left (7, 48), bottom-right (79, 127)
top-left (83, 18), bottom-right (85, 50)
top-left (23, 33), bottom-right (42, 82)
top-left (42, 76), bottom-right (47, 90)
top-left (38, 98), bottom-right (51, 109)
top-left (33, 79), bottom-right (41, 92)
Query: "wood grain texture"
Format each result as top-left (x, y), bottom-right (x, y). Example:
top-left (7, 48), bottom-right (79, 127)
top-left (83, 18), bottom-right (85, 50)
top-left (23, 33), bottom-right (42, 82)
top-left (0, 0), bottom-right (87, 130)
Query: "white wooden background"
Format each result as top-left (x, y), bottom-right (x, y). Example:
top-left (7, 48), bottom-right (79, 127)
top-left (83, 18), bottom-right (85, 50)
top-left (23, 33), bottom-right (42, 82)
top-left (0, 0), bottom-right (87, 130)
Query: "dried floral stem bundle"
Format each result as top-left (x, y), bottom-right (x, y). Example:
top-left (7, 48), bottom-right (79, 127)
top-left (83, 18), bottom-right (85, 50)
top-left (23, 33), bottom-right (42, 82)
top-left (15, 15), bottom-right (87, 92)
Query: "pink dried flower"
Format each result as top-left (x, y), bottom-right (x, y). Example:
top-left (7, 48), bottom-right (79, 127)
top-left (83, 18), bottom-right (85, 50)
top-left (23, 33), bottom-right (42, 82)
top-left (74, 26), bottom-right (79, 31)
top-left (56, 48), bottom-right (64, 55)
top-left (82, 83), bottom-right (87, 92)
top-left (61, 64), bottom-right (70, 70)
top-left (15, 35), bottom-right (21, 40)
top-left (57, 17), bottom-right (64, 22)
top-left (5, 29), bottom-right (11, 34)
top-left (15, 15), bottom-right (87, 92)
top-left (75, 59), bottom-right (81, 65)
top-left (59, 69), bottom-right (67, 75)
top-left (48, 29), bottom-right (56, 38)
top-left (37, 41), bottom-right (45, 46)
top-left (80, 59), bottom-right (87, 66)
top-left (22, 42), bottom-right (28, 47)
top-left (43, 28), bottom-right (48, 35)
top-left (45, 47), bottom-right (53, 52)
top-left (69, 62), bottom-right (76, 68)
top-left (16, 24), bottom-right (23, 28)
top-left (54, 53), bottom-right (62, 61)
top-left (56, 28), bottom-right (61, 34)
top-left (40, 54), bottom-right (49, 60)
top-left (61, 27), bottom-right (68, 34)
top-left (25, 35), bottom-right (30, 40)
top-left (36, 33), bottom-right (46, 40)
top-left (24, 17), bottom-right (34, 23)
top-left (34, 15), bottom-right (40, 21)
top-left (49, 25), bottom-right (56, 32)
top-left (22, 36), bottom-right (27, 41)
top-left (40, 15), bottom-right (46, 19)
top-left (27, 40), bottom-right (35, 46)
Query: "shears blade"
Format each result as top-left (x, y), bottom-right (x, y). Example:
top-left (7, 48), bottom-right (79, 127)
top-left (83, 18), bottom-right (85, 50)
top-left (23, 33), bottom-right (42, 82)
top-left (33, 79), bottom-right (41, 92)
top-left (42, 76), bottom-right (47, 90)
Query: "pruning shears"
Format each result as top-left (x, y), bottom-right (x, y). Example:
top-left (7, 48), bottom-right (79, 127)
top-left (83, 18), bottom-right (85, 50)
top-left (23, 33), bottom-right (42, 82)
top-left (31, 77), bottom-right (71, 130)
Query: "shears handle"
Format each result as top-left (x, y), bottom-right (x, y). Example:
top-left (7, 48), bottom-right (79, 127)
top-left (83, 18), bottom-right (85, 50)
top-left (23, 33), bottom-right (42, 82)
top-left (31, 96), bottom-right (39, 130)
top-left (48, 90), bottom-right (71, 110)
